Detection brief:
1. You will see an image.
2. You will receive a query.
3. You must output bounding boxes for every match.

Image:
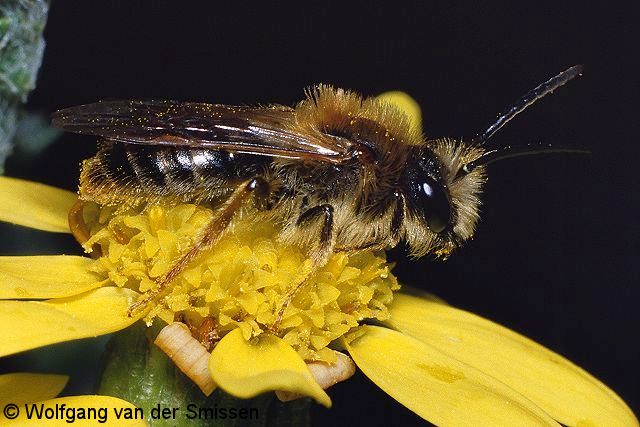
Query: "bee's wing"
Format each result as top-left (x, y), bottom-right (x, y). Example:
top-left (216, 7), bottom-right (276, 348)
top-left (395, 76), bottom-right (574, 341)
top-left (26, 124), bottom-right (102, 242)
top-left (52, 100), bottom-right (353, 164)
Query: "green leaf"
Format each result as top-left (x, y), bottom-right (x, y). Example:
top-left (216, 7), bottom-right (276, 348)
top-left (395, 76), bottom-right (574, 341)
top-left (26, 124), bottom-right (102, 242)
top-left (0, 0), bottom-right (50, 171)
top-left (0, 0), bottom-right (49, 100)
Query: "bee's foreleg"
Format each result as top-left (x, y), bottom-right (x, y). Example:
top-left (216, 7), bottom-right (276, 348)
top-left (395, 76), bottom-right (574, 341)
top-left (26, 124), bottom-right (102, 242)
top-left (334, 192), bottom-right (404, 252)
top-left (390, 191), bottom-right (405, 243)
top-left (270, 203), bottom-right (335, 331)
top-left (127, 177), bottom-right (271, 317)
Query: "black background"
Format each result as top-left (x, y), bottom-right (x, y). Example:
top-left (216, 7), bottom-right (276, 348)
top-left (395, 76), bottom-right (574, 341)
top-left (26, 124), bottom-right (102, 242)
top-left (3, 1), bottom-right (638, 425)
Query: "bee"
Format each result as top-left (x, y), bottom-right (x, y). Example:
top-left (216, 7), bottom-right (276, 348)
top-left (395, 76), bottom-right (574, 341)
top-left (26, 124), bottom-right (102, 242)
top-left (52, 65), bottom-right (583, 318)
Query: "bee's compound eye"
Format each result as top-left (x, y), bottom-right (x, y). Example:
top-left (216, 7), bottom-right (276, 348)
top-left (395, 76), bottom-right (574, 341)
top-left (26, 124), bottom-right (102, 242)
top-left (418, 178), bottom-right (451, 233)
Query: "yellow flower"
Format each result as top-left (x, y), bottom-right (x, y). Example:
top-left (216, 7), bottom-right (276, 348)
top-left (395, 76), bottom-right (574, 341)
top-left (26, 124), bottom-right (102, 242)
top-left (0, 93), bottom-right (637, 426)
top-left (80, 201), bottom-right (398, 366)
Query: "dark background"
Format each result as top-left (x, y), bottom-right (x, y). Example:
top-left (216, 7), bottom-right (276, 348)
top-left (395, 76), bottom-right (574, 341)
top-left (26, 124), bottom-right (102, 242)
top-left (2, 1), bottom-right (638, 425)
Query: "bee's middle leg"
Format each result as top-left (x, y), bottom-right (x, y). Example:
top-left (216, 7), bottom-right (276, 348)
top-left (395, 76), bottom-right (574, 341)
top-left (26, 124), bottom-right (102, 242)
top-left (270, 203), bottom-right (335, 331)
top-left (296, 203), bottom-right (335, 265)
top-left (127, 177), bottom-right (271, 316)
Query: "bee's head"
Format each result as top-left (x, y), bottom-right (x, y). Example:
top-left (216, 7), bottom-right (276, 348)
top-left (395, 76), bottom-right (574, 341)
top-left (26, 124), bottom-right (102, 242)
top-left (404, 142), bottom-right (486, 258)
top-left (403, 65), bottom-right (584, 258)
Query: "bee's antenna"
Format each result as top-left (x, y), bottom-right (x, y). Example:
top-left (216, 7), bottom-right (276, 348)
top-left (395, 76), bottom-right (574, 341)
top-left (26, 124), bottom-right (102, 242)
top-left (475, 65), bottom-right (583, 145)
top-left (458, 143), bottom-right (589, 177)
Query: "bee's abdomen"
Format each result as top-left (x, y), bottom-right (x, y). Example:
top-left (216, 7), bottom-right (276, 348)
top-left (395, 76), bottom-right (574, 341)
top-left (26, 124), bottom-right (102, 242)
top-left (81, 141), bottom-right (266, 204)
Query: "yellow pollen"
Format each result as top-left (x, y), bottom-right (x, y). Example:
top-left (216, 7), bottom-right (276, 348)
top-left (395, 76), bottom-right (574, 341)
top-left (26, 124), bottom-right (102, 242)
top-left (82, 202), bottom-right (399, 362)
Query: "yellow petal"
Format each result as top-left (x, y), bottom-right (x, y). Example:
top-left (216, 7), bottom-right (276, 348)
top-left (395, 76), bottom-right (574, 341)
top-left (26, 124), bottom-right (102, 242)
top-left (0, 287), bottom-right (142, 357)
top-left (0, 176), bottom-right (76, 233)
top-left (0, 373), bottom-right (68, 406)
top-left (0, 395), bottom-right (147, 426)
top-left (209, 328), bottom-right (331, 408)
top-left (385, 292), bottom-right (639, 427)
top-left (345, 325), bottom-right (558, 426)
top-left (377, 91), bottom-right (422, 132)
top-left (0, 256), bottom-right (103, 299)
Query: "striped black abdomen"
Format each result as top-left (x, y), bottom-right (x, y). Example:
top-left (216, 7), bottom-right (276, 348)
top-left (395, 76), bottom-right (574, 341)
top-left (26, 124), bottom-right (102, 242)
top-left (82, 141), bottom-right (268, 203)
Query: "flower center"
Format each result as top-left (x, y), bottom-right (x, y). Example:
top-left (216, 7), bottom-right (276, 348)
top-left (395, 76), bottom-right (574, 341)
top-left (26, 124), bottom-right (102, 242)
top-left (81, 202), bottom-right (399, 363)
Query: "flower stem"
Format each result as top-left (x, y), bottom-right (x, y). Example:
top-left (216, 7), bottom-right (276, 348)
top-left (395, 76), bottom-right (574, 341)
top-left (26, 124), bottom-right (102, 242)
top-left (99, 322), bottom-right (310, 426)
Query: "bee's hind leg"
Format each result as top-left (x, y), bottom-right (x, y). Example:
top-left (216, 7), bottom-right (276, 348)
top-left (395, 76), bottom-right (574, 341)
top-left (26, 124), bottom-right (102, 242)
top-left (127, 177), bottom-right (271, 317)
top-left (68, 199), bottom-right (103, 258)
top-left (270, 203), bottom-right (335, 332)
